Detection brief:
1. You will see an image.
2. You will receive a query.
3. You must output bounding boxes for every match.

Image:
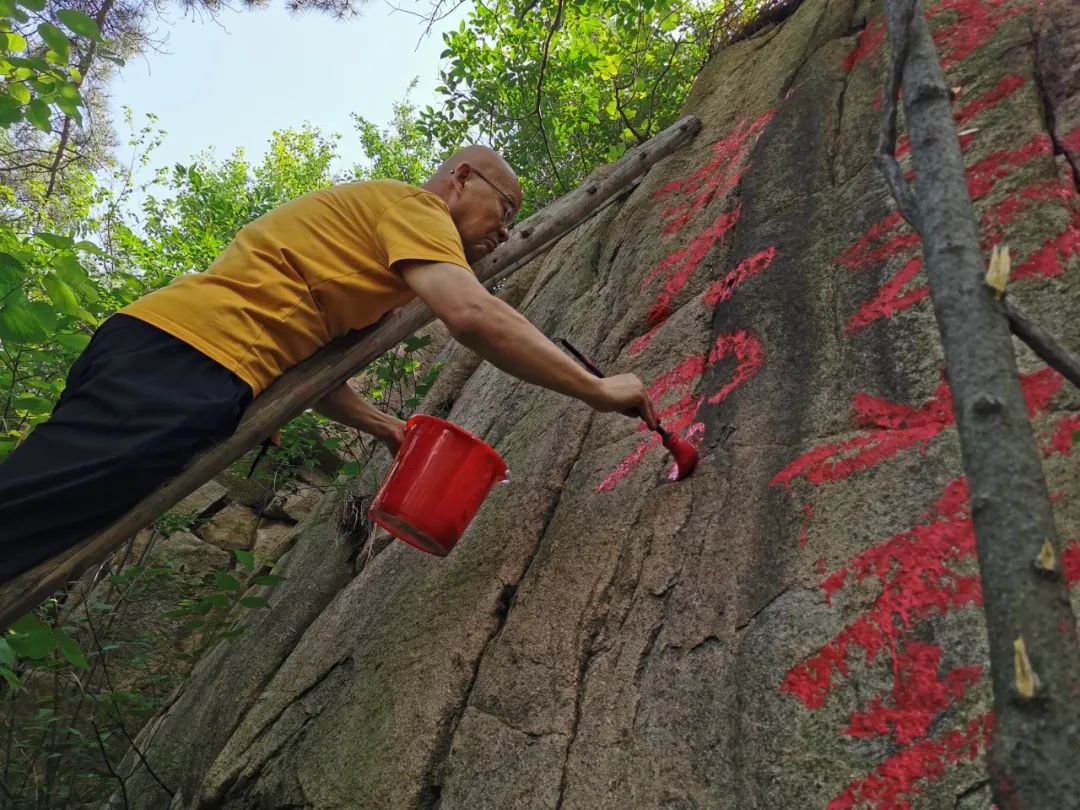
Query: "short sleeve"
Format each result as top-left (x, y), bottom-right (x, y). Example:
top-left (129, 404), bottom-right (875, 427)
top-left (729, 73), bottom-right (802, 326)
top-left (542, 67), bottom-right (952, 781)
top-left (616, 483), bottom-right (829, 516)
top-left (377, 191), bottom-right (471, 273)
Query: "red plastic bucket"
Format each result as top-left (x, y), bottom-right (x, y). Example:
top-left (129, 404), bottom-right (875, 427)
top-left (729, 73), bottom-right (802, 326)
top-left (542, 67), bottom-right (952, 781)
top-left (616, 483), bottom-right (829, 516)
top-left (369, 415), bottom-right (509, 556)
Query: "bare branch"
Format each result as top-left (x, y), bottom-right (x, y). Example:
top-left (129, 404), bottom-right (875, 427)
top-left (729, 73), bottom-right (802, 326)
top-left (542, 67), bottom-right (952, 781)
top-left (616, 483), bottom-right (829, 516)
top-left (875, 0), bottom-right (920, 229)
top-left (534, 0), bottom-right (567, 192)
top-left (611, 80), bottom-right (645, 145)
top-left (1004, 297), bottom-right (1080, 389)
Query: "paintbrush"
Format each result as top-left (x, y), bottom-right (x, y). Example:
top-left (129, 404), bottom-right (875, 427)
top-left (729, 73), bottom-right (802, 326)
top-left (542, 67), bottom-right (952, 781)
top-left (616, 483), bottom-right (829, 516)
top-left (559, 339), bottom-right (699, 481)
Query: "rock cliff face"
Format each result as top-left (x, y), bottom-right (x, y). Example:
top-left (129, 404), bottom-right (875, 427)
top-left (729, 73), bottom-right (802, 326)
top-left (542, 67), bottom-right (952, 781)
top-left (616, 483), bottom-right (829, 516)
top-left (116, 0), bottom-right (1080, 806)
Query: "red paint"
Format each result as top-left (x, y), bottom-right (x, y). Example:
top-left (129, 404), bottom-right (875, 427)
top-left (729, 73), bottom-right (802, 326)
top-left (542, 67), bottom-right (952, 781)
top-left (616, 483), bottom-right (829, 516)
top-left (839, 228), bottom-right (922, 273)
top-left (771, 381), bottom-right (953, 489)
top-left (596, 331), bottom-right (764, 492)
top-left (1047, 413), bottom-right (1080, 456)
top-left (705, 330), bottom-right (766, 405)
top-left (1012, 207), bottom-right (1080, 281)
top-left (932, 0), bottom-right (1023, 72)
top-left (836, 212), bottom-right (906, 271)
top-left (1065, 540), bottom-right (1080, 587)
top-left (654, 110), bottom-right (775, 236)
top-left (634, 112), bottom-right (777, 348)
top-left (1064, 125), bottom-right (1080, 155)
top-left (845, 642), bottom-right (981, 744)
top-left (627, 322), bottom-right (664, 356)
top-left (702, 247), bottom-right (777, 307)
top-left (845, 256), bottom-right (928, 336)
top-left (843, 17), bottom-right (886, 72)
top-left (642, 208), bottom-right (742, 328)
top-left (965, 135), bottom-right (1053, 199)
top-left (782, 478), bottom-right (979, 709)
top-left (828, 713), bottom-right (993, 810)
top-left (775, 370), bottom-right (1062, 806)
top-left (896, 74), bottom-right (1025, 159)
top-left (839, 134), bottom-right (1061, 335)
top-left (772, 369), bottom-right (1062, 490)
top-left (981, 178), bottom-right (1074, 248)
top-left (845, 0), bottom-right (1022, 77)
top-left (821, 567), bottom-right (847, 607)
top-left (800, 502), bottom-right (814, 549)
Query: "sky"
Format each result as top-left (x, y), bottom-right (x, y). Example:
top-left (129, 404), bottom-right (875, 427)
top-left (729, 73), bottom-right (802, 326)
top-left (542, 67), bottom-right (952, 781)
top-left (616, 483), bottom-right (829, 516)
top-left (106, 0), bottom-right (472, 178)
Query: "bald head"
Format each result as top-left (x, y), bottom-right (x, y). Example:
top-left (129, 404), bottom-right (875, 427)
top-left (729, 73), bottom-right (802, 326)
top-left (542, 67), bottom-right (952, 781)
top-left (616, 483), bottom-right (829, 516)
top-left (429, 145), bottom-right (520, 203)
top-left (423, 145), bottom-right (523, 262)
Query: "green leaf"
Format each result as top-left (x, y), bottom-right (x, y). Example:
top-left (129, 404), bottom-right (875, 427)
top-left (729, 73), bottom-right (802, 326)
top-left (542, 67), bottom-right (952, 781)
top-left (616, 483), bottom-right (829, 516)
top-left (14, 396), bottom-right (51, 415)
top-left (56, 633), bottom-right (87, 669)
top-left (7, 82), bottom-right (29, 105)
top-left (234, 549), bottom-right (255, 571)
top-left (55, 332), bottom-right (90, 351)
top-left (0, 0), bottom-right (17, 15)
top-left (73, 239), bottom-right (105, 256)
top-left (18, 0), bottom-right (47, 11)
top-left (35, 231), bottom-right (74, 249)
top-left (340, 461), bottom-right (360, 476)
top-left (0, 94), bottom-right (22, 125)
top-left (9, 613), bottom-right (47, 634)
top-left (9, 628), bottom-right (57, 659)
top-left (37, 23), bottom-right (70, 63)
top-left (0, 637), bottom-right (16, 666)
top-left (194, 593), bottom-right (229, 614)
top-left (0, 300), bottom-right (50, 342)
top-left (7, 55), bottom-right (48, 70)
top-left (253, 574), bottom-right (286, 587)
top-left (0, 251), bottom-right (25, 288)
top-left (0, 665), bottom-right (19, 691)
top-left (212, 572), bottom-right (242, 592)
top-left (0, 31), bottom-right (27, 53)
top-left (25, 300), bottom-right (57, 333)
top-left (42, 273), bottom-right (80, 315)
top-left (54, 252), bottom-right (85, 284)
top-left (239, 596), bottom-right (268, 609)
top-left (56, 9), bottom-right (102, 41)
top-left (25, 98), bottom-right (50, 132)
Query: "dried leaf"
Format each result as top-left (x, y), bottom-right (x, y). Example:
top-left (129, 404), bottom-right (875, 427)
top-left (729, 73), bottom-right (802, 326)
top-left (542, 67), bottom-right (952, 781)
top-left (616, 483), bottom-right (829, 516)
top-left (1013, 636), bottom-right (1040, 699)
top-left (1034, 539), bottom-right (1057, 575)
top-left (985, 244), bottom-right (1011, 300)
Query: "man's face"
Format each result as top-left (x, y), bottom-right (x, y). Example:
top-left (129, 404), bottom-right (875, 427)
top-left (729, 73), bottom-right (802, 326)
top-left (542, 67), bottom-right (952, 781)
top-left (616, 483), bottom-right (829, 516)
top-left (447, 163), bottom-right (522, 263)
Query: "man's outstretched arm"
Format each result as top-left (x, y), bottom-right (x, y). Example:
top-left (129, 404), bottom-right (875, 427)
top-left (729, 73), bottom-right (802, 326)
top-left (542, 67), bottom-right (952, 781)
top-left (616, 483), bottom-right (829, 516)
top-left (398, 260), bottom-right (659, 428)
top-left (313, 384), bottom-right (405, 454)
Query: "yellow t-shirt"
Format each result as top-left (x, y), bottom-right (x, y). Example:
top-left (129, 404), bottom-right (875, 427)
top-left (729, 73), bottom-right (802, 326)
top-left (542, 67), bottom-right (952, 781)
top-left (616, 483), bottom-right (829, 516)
top-left (121, 180), bottom-right (469, 396)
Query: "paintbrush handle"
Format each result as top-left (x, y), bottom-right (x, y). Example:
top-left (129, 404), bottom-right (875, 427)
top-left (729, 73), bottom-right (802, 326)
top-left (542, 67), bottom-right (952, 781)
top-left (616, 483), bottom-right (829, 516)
top-left (559, 339), bottom-right (668, 439)
top-left (559, 339), bottom-right (606, 378)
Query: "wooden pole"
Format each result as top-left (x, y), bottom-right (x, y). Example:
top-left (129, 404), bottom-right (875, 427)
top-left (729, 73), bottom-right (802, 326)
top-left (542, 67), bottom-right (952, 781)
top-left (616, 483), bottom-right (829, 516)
top-left (0, 114), bottom-right (701, 630)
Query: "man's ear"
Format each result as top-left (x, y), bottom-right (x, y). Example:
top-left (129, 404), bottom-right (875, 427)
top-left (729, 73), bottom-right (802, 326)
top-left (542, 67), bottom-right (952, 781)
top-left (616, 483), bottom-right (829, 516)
top-left (452, 162), bottom-right (473, 188)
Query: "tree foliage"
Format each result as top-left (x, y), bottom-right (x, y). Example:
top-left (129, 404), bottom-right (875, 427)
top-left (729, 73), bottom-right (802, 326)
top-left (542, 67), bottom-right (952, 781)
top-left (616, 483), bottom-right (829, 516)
top-left (421, 0), bottom-right (727, 213)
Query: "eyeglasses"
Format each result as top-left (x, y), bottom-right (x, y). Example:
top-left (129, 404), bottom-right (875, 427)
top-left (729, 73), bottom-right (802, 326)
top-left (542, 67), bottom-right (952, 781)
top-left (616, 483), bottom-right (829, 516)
top-left (470, 167), bottom-right (518, 229)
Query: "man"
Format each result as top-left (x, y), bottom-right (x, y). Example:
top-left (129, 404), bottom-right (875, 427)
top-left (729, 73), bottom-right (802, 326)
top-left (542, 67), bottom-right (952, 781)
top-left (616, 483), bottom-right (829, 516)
top-left (0, 145), bottom-right (659, 582)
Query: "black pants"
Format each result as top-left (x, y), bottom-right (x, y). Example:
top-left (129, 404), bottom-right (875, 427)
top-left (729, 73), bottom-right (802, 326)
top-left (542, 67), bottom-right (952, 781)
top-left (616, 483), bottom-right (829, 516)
top-left (0, 315), bottom-right (253, 584)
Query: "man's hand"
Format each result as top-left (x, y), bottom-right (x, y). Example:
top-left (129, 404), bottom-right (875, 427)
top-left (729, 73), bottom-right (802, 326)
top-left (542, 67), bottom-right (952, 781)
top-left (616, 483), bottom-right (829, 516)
top-left (588, 374), bottom-right (659, 430)
top-left (397, 260), bottom-right (660, 428)
top-left (378, 418), bottom-right (406, 456)
top-left (313, 383), bottom-right (405, 456)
